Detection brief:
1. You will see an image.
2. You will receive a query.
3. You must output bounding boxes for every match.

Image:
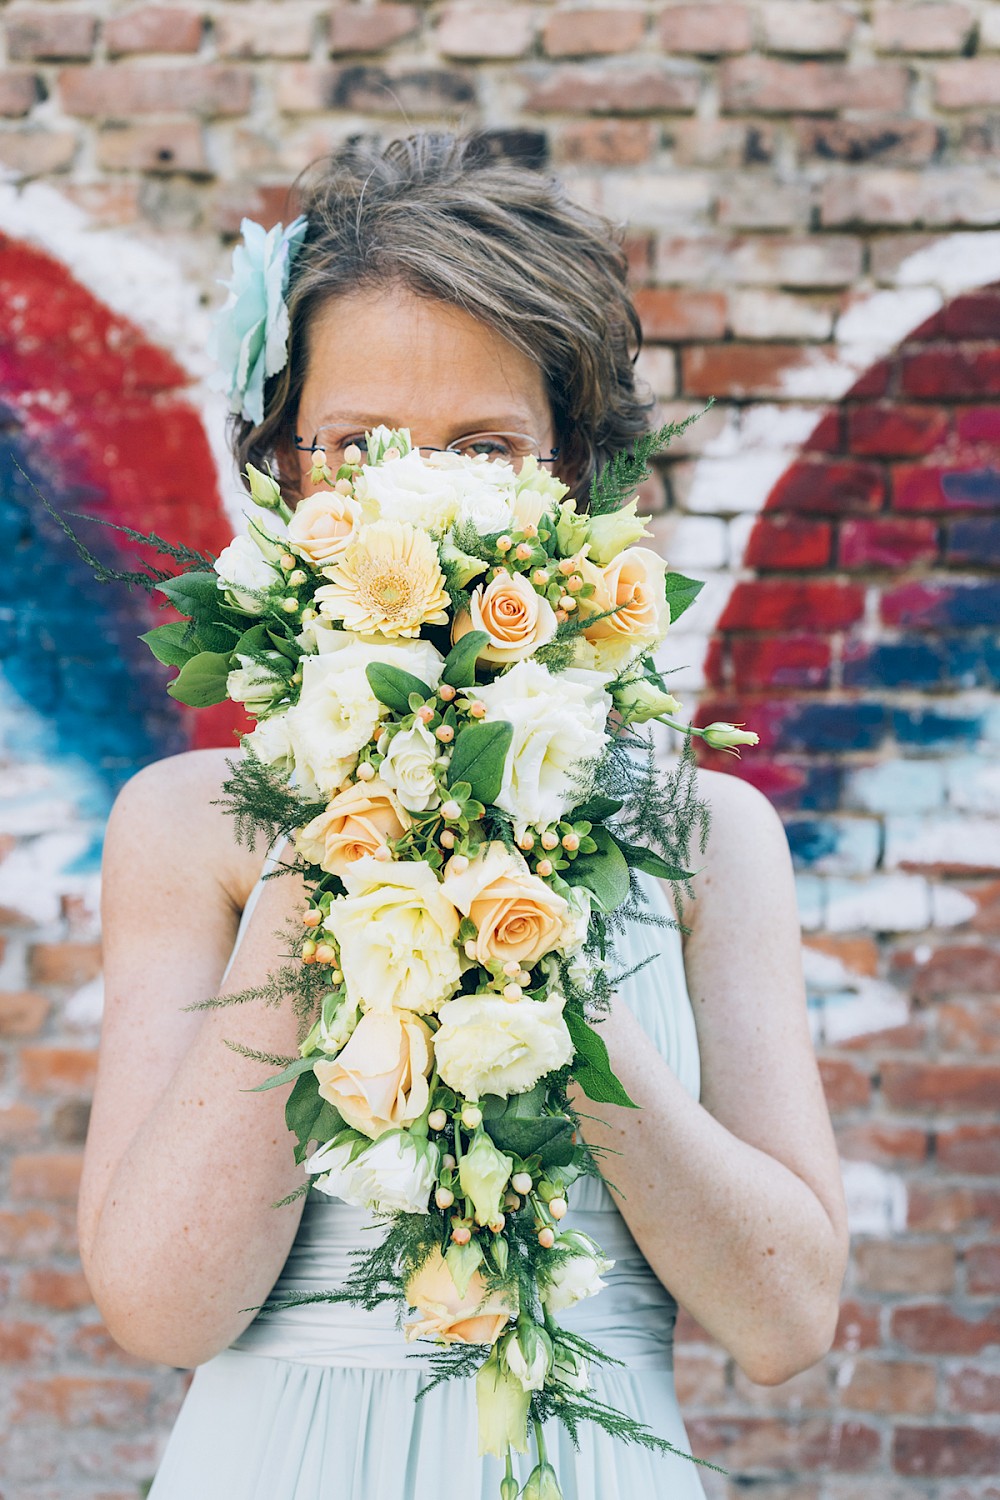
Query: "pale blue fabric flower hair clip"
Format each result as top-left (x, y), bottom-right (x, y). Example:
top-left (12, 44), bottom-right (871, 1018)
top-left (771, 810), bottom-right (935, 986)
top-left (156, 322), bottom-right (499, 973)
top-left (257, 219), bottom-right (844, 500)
top-left (207, 213), bottom-right (310, 427)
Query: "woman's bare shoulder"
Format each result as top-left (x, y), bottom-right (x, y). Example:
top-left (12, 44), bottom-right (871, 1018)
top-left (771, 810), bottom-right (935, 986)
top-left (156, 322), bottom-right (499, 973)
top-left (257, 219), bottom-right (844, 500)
top-left (107, 746), bottom-right (266, 912)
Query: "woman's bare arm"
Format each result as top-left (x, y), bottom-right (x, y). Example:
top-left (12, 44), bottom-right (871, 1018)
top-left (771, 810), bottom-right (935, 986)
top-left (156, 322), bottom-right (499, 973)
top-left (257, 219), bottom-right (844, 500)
top-left (569, 768), bottom-right (850, 1386)
top-left (78, 751), bottom-right (312, 1368)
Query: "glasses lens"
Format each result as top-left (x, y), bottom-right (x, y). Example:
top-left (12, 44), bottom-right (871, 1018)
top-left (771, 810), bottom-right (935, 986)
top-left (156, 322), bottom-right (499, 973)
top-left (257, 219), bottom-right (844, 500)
top-left (450, 433), bottom-right (538, 472)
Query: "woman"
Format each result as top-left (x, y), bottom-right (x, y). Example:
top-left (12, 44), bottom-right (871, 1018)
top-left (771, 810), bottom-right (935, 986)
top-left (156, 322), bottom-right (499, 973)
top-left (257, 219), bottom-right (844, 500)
top-left (77, 132), bottom-right (849, 1498)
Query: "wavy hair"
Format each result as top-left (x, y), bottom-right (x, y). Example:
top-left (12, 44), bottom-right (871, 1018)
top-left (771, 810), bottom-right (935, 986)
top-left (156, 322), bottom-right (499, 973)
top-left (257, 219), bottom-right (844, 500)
top-left (226, 130), bottom-right (655, 506)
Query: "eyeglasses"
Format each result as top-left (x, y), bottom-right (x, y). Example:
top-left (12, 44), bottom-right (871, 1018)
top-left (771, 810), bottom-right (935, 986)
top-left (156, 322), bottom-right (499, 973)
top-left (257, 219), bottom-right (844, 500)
top-left (292, 428), bottom-right (560, 475)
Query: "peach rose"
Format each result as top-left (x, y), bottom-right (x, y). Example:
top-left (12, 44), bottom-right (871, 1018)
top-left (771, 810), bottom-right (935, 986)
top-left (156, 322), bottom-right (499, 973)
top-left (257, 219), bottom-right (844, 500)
top-left (294, 778), bottom-right (409, 877)
top-left (441, 842), bottom-right (576, 969)
top-left (404, 1248), bottom-right (516, 1346)
top-left (287, 490), bottom-right (361, 568)
top-left (313, 1007), bottom-right (433, 1140)
top-left (577, 546), bottom-right (670, 672)
top-left (452, 570), bottom-right (557, 665)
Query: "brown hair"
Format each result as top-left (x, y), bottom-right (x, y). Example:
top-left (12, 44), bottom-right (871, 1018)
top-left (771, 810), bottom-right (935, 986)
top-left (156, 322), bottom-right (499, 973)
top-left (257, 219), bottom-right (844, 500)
top-left (227, 130), bottom-right (655, 506)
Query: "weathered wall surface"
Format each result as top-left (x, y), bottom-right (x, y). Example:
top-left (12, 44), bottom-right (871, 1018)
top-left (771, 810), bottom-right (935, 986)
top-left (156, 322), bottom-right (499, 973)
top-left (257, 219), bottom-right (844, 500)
top-left (1, 3), bottom-right (998, 1496)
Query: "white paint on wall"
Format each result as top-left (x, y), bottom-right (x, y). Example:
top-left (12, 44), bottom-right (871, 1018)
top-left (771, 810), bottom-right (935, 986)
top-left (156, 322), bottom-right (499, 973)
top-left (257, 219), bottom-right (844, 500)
top-left (841, 1159), bottom-right (908, 1238)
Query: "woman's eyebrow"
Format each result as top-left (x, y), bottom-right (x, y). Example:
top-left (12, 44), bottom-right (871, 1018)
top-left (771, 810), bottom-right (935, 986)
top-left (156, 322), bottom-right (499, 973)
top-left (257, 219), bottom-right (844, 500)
top-left (311, 411), bottom-right (539, 432)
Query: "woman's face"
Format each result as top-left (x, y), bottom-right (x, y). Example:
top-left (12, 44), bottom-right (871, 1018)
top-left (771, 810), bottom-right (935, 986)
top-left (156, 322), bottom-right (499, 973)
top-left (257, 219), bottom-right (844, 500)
top-left (288, 283), bottom-right (560, 500)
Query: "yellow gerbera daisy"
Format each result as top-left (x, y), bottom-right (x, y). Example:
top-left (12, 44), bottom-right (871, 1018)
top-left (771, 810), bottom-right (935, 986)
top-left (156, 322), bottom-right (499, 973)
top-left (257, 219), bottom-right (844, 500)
top-left (313, 520), bottom-right (451, 638)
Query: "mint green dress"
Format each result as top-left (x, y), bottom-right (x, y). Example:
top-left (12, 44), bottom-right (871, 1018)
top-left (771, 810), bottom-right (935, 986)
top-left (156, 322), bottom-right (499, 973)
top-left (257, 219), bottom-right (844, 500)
top-left (148, 848), bottom-right (709, 1499)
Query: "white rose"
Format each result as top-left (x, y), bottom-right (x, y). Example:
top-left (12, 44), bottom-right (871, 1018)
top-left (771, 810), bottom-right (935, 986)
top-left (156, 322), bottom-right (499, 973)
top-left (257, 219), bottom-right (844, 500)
top-left (325, 856), bottom-right (463, 1015)
top-left (306, 1131), bottom-right (438, 1214)
top-left (540, 1230), bottom-right (615, 1315)
top-left (283, 634), bottom-right (444, 797)
top-left (377, 721), bottom-right (444, 812)
top-left (242, 712), bottom-right (294, 773)
top-left (433, 990), bottom-right (574, 1100)
top-left (354, 448), bottom-right (463, 533)
top-left (227, 653), bottom-right (285, 716)
top-left (453, 464), bottom-right (516, 535)
top-left (473, 660), bottom-right (611, 835)
top-left (213, 533), bottom-right (281, 613)
top-left (303, 1135), bottom-right (370, 1207)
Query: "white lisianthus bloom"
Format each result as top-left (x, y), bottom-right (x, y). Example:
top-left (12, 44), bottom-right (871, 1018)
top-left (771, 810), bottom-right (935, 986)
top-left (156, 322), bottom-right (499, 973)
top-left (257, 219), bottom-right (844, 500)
top-left (502, 1323), bottom-right (552, 1393)
top-left (433, 990), bottom-right (574, 1100)
top-left (562, 885), bottom-right (592, 959)
top-left (242, 711), bottom-right (294, 773)
top-left (213, 532), bottom-right (281, 613)
top-left (227, 653), bottom-right (285, 716)
top-left (551, 1343), bottom-right (590, 1393)
top-left (540, 1230), bottom-right (615, 1315)
top-left (474, 660), bottom-right (611, 835)
top-left (325, 856), bottom-right (463, 1015)
top-left (316, 992), bottom-right (361, 1054)
top-left (306, 1130), bottom-right (439, 1214)
top-left (354, 448), bottom-right (462, 533)
top-left (376, 721), bottom-right (443, 813)
top-left (283, 634), bottom-right (444, 797)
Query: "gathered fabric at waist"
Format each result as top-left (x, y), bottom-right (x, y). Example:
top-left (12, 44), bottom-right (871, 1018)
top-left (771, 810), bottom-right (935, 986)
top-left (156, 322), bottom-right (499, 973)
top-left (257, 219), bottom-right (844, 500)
top-left (228, 1198), bottom-right (678, 1372)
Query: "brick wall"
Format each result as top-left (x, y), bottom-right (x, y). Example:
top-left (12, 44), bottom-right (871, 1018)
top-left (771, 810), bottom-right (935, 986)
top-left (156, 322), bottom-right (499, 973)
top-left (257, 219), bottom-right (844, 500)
top-left (1, 3), bottom-right (999, 1496)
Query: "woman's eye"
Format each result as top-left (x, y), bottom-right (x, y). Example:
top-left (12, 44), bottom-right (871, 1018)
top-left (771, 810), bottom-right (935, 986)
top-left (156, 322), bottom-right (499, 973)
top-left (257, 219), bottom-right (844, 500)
top-left (462, 437), bottom-right (511, 459)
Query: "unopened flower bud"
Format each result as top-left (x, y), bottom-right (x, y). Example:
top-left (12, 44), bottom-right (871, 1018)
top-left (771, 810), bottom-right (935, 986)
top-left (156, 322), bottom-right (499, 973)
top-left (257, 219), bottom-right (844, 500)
top-left (549, 1197), bottom-right (568, 1220)
top-left (511, 1172), bottom-right (533, 1195)
top-left (536, 859), bottom-right (553, 878)
top-left (315, 943), bottom-right (336, 964)
top-left (343, 443), bottom-right (362, 465)
top-left (281, 597), bottom-right (299, 613)
top-left (356, 761), bottom-right (375, 781)
top-left (702, 720), bottom-right (760, 751)
top-left (532, 569), bottom-right (549, 586)
top-left (279, 552), bottom-right (296, 570)
top-left (515, 543), bottom-right (532, 561)
top-left (440, 829), bottom-right (456, 849)
top-left (302, 909), bottom-right (322, 928)
top-left (417, 705), bottom-right (435, 724)
top-left (447, 854), bottom-right (469, 876)
top-left (372, 843), bottom-right (392, 861)
top-left (301, 940), bottom-right (317, 959)
top-left (438, 683), bottom-right (457, 702)
top-left (435, 724), bottom-right (454, 743)
top-left (288, 569), bottom-right (307, 587)
top-left (468, 700), bottom-right (487, 719)
top-left (561, 832), bottom-right (580, 852)
top-left (300, 607), bottom-right (317, 624)
top-left (442, 1154), bottom-right (456, 1170)
top-left (541, 830), bottom-right (559, 851)
top-left (441, 800), bottom-right (462, 821)
top-left (461, 1104), bottom-right (483, 1129)
top-left (451, 1223), bottom-right (471, 1245)
top-left (435, 1187), bottom-right (455, 1209)
top-left (428, 1108), bottom-right (448, 1131)
top-left (537, 1226), bottom-right (555, 1249)
top-left (517, 832), bottom-right (535, 852)
top-left (464, 938), bottom-right (478, 959)
top-left (558, 557), bottom-right (576, 576)
top-left (496, 535), bottom-right (512, 554)
top-left (503, 983), bottom-right (522, 1002)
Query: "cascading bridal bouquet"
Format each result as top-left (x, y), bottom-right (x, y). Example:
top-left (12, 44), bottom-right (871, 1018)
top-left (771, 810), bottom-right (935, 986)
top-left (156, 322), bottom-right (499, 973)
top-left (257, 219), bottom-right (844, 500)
top-left (48, 414), bottom-right (758, 1497)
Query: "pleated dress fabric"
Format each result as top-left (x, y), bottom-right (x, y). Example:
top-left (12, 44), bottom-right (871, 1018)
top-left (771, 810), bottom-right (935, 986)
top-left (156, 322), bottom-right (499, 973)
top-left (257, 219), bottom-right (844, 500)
top-left (148, 845), bottom-right (709, 1500)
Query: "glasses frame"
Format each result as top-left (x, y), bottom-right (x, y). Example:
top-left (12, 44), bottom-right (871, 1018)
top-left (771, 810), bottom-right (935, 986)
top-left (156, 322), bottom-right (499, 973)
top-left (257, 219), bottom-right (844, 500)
top-left (291, 428), bottom-right (560, 465)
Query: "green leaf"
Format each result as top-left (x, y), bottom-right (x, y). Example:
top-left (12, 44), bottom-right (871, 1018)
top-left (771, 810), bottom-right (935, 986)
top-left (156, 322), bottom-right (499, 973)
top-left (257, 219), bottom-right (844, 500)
top-left (562, 826), bottom-right (630, 912)
top-left (615, 839), bottom-right (695, 882)
top-left (165, 650), bottom-right (232, 707)
top-left (441, 630), bottom-right (489, 688)
top-left (246, 1054), bottom-right (318, 1093)
top-left (267, 629), bottom-right (302, 661)
top-left (139, 620), bottom-right (201, 668)
top-left (565, 1009), bottom-right (637, 1109)
top-left (570, 795), bottom-right (624, 823)
top-left (156, 570), bottom-right (226, 621)
top-left (484, 1115), bottom-right (576, 1168)
top-left (663, 571), bottom-right (704, 627)
top-left (447, 720), bottom-right (512, 805)
top-left (284, 1070), bottom-right (346, 1165)
top-left (365, 662), bottom-right (433, 714)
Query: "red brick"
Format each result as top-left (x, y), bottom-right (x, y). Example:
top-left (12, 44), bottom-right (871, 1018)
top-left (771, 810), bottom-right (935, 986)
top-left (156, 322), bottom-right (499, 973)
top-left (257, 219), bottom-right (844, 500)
top-left (816, 1055), bottom-right (872, 1110)
top-left (96, 120), bottom-right (209, 173)
top-left (838, 517), bottom-right (939, 569)
top-left (682, 342), bottom-right (827, 398)
top-left (724, 233), bottom-right (864, 287)
top-left (669, 117), bottom-right (776, 169)
top-left (892, 463), bottom-right (1000, 512)
top-left (944, 1364), bottom-right (1000, 1414)
top-left (759, 2), bottom-right (858, 53)
top-left (730, 635), bottom-right (832, 691)
top-left (0, 1103), bottom-right (40, 1140)
top-left (803, 411), bottom-right (844, 452)
top-left (59, 64), bottom-right (252, 117)
top-left (27, 942), bottom-right (102, 987)
top-left (0, 990), bottom-right (50, 1036)
top-left (794, 118), bottom-right (940, 167)
top-left (329, 3), bottom-right (419, 53)
top-left (543, 7), bottom-right (645, 56)
top-left (935, 59), bottom-right (1000, 109)
top-left (553, 119), bottom-right (657, 167)
top-left (9, 1152), bottom-right (83, 1203)
top-left (892, 945), bottom-right (1000, 1001)
top-left (894, 1425), bottom-right (1000, 1478)
top-left (215, 5), bottom-right (314, 59)
top-left (883, 1062), bottom-right (1000, 1113)
top-left (0, 1321), bottom-right (56, 1363)
top-left (20, 1266), bottom-right (93, 1311)
top-left (436, 6), bottom-right (534, 59)
top-left (937, 1124), bottom-right (1000, 1175)
top-left (634, 287), bottom-right (727, 340)
top-left (622, 228), bottom-right (655, 282)
top-left (907, 1186), bottom-right (983, 1233)
top-left (873, 3), bottom-right (975, 54)
top-left (0, 1209), bottom-right (66, 1259)
top-left (11, 1376), bottom-right (154, 1429)
top-left (964, 1243), bottom-right (1000, 1296)
top-left (20, 1046), bottom-right (98, 1095)
top-left (770, 459), bottom-right (886, 514)
top-left (835, 1121), bottom-right (929, 1165)
top-left (523, 62), bottom-right (700, 115)
top-left (274, 62), bottom-right (475, 115)
top-left (940, 291), bottom-right (1000, 339)
top-left (104, 5), bottom-right (203, 55)
top-left (721, 57), bottom-right (909, 115)
top-left (901, 347), bottom-right (1000, 398)
top-left (848, 403), bottom-right (951, 456)
top-left (718, 579), bottom-right (865, 631)
top-left (856, 1240), bottom-right (956, 1295)
top-left (744, 517), bottom-right (833, 569)
top-left (657, 4), bottom-right (753, 54)
top-left (0, 69), bottom-right (42, 115)
top-left (6, 8), bottom-right (97, 61)
top-left (937, 999), bottom-right (1000, 1054)
top-left (891, 1303), bottom-right (1000, 1354)
top-left (0, 126), bottom-right (77, 175)
top-left (839, 1357), bottom-right (937, 1415)
top-left (211, 181), bottom-right (296, 237)
top-left (834, 1299), bottom-right (882, 1352)
top-left (685, 1416), bottom-right (881, 1471)
top-left (956, 406), bottom-right (1000, 444)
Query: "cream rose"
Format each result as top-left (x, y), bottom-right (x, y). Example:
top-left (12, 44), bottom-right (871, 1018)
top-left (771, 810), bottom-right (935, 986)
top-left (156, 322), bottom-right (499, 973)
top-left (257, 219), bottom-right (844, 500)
top-left (452, 570), bottom-right (557, 666)
top-left (540, 1230), bottom-right (615, 1314)
top-left (473, 659), bottom-right (611, 835)
top-left (433, 990), bottom-right (574, 1100)
top-left (287, 489), bottom-right (361, 568)
top-left (577, 546), bottom-right (670, 673)
top-left (377, 721), bottom-right (443, 813)
top-left (213, 533), bottom-right (280, 613)
top-left (442, 842), bottom-right (577, 969)
top-left (355, 448), bottom-right (513, 535)
top-left (324, 856), bottom-right (462, 1015)
top-left (283, 634), bottom-right (444, 797)
top-left (404, 1247), bottom-right (515, 1346)
top-left (294, 778), bottom-right (409, 876)
top-left (305, 1130), bottom-right (439, 1214)
top-left (312, 1007), bottom-right (433, 1139)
